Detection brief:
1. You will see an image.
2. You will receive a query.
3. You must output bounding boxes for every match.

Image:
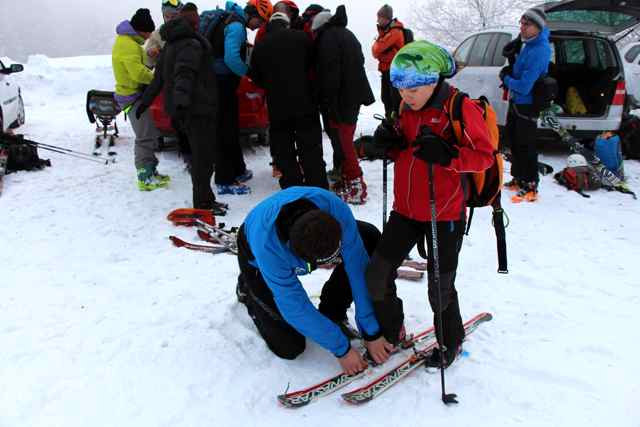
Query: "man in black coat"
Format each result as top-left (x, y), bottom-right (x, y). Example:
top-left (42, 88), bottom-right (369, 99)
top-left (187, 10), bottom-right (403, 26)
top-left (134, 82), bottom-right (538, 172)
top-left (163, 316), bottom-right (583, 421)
top-left (249, 12), bottom-right (329, 190)
top-left (312, 5), bottom-right (375, 205)
top-left (138, 6), bottom-right (228, 215)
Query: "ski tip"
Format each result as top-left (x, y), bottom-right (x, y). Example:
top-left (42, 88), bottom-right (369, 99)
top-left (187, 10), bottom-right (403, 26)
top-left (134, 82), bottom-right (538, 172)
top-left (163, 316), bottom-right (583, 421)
top-left (169, 235), bottom-right (184, 247)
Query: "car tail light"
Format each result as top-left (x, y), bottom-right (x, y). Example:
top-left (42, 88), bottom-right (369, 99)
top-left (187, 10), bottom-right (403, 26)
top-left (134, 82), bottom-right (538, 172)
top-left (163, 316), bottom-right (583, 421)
top-left (612, 80), bottom-right (626, 106)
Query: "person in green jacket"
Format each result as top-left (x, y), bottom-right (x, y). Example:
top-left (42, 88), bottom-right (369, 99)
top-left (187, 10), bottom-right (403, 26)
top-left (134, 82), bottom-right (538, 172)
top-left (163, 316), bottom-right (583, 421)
top-left (112, 8), bottom-right (169, 191)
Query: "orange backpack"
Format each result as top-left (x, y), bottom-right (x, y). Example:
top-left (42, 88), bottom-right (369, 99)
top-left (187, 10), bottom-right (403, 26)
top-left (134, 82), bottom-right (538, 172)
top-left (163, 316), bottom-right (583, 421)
top-left (446, 92), bottom-right (508, 273)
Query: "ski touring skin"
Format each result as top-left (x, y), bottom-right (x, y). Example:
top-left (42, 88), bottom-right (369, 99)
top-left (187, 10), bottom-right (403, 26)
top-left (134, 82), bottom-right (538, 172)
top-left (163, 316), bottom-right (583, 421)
top-left (167, 208), bottom-right (217, 226)
top-left (340, 312), bottom-right (492, 405)
top-left (277, 324), bottom-right (440, 408)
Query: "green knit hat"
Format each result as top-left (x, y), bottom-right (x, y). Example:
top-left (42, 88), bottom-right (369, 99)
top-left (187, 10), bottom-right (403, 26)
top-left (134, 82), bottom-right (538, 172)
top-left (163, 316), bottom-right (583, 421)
top-left (390, 41), bottom-right (456, 89)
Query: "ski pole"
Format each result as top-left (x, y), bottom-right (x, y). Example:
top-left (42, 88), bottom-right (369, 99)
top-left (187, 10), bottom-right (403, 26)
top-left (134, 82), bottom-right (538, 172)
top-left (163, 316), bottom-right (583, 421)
top-left (33, 144), bottom-right (113, 164)
top-left (382, 157), bottom-right (388, 230)
top-left (427, 162), bottom-right (458, 405)
top-left (25, 140), bottom-right (112, 163)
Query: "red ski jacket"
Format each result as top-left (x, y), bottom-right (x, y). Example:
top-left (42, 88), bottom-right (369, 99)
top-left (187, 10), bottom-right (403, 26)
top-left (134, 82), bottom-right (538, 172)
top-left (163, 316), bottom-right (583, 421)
top-left (391, 83), bottom-right (495, 222)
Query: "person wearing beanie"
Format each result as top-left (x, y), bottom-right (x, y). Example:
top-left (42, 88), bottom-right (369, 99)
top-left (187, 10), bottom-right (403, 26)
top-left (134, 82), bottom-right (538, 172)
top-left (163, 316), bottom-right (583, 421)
top-left (236, 187), bottom-right (394, 372)
top-left (368, 40), bottom-right (494, 368)
top-left (112, 9), bottom-right (169, 191)
top-left (135, 5), bottom-right (229, 215)
top-left (249, 6), bottom-right (328, 191)
top-left (145, 0), bottom-right (184, 67)
top-left (312, 5), bottom-right (376, 205)
top-left (204, 1), bottom-right (271, 196)
top-left (499, 7), bottom-right (551, 202)
top-left (372, 4), bottom-right (407, 119)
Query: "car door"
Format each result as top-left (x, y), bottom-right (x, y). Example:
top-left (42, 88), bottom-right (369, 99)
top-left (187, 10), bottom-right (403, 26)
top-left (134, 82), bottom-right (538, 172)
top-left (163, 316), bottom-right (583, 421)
top-left (0, 60), bottom-right (10, 131)
top-left (620, 42), bottom-right (640, 103)
top-left (0, 60), bottom-right (19, 131)
top-left (450, 32), bottom-right (513, 125)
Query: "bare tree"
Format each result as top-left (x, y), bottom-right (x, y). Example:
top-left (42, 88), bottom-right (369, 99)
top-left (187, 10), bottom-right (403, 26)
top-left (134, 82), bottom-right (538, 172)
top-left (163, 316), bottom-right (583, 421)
top-left (409, 0), bottom-right (539, 50)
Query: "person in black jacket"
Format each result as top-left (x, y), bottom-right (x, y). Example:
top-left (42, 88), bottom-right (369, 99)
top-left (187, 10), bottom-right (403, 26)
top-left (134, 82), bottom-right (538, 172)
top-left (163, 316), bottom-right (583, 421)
top-left (138, 5), bottom-right (228, 215)
top-left (249, 12), bottom-right (329, 190)
top-left (312, 5), bottom-right (376, 205)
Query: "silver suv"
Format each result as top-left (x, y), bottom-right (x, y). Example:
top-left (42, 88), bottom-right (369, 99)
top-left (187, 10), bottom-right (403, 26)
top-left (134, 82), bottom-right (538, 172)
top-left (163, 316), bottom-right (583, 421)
top-left (448, 0), bottom-right (640, 140)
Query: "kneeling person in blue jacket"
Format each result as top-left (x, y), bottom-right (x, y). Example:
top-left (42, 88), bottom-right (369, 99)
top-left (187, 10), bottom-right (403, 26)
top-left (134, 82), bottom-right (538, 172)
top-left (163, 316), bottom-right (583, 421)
top-left (236, 187), bottom-right (394, 374)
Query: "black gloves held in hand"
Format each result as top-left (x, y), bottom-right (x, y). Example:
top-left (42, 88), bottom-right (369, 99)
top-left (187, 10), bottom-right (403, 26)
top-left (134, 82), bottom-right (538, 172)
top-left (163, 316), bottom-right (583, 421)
top-left (412, 125), bottom-right (458, 166)
top-left (502, 37), bottom-right (522, 60)
top-left (499, 65), bottom-right (512, 83)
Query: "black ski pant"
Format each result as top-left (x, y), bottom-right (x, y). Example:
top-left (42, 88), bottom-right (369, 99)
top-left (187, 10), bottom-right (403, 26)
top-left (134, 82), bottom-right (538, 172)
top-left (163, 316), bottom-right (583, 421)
top-left (506, 103), bottom-right (539, 184)
top-left (321, 109), bottom-right (344, 172)
top-left (270, 113), bottom-right (329, 190)
top-left (381, 70), bottom-right (401, 120)
top-left (214, 74), bottom-right (246, 185)
top-left (182, 115), bottom-right (217, 209)
top-left (366, 211), bottom-right (465, 350)
top-left (236, 221), bottom-right (383, 360)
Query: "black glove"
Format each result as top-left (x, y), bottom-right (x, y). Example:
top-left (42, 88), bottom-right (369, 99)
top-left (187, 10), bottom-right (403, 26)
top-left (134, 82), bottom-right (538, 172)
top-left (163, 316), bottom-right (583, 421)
top-left (135, 103), bottom-right (149, 120)
top-left (499, 65), bottom-right (512, 83)
top-left (412, 125), bottom-right (458, 166)
top-left (502, 37), bottom-right (522, 61)
top-left (373, 120), bottom-right (404, 151)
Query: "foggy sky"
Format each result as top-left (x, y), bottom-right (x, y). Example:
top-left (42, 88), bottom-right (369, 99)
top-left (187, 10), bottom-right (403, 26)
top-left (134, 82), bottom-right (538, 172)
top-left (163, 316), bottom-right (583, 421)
top-left (0, 0), bottom-right (417, 64)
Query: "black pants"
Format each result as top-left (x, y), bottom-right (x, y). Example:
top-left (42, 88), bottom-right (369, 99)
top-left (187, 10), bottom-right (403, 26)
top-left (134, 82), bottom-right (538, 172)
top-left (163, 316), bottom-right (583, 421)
top-left (237, 221), bottom-right (383, 360)
top-left (381, 70), bottom-right (401, 119)
top-left (506, 103), bottom-right (539, 184)
top-left (270, 113), bottom-right (329, 190)
top-left (182, 116), bottom-right (216, 209)
top-left (366, 211), bottom-right (465, 350)
top-left (321, 109), bottom-right (343, 171)
top-left (214, 75), bottom-right (246, 185)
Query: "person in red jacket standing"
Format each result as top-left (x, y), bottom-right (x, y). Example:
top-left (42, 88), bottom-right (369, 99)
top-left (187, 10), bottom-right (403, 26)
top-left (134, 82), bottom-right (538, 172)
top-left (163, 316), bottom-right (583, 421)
top-left (366, 41), bottom-right (494, 366)
top-left (371, 4), bottom-right (405, 119)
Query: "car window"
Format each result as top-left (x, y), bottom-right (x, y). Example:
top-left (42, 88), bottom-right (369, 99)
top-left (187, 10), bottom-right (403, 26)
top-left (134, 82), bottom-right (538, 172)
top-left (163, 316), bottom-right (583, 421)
top-left (564, 39), bottom-right (586, 65)
top-left (492, 34), bottom-right (513, 67)
top-left (467, 34), bottom-right (492, 66)
top-left (625, 45), bottom-right (640, 63)
top-left (0, 60), bottom-right (5, 69)
top-left (592, 39), bottom-right (615, 70)
top-left (454, 36), bottom-right (476, 64)
top-left (547, 10), bottom-right (636, 28)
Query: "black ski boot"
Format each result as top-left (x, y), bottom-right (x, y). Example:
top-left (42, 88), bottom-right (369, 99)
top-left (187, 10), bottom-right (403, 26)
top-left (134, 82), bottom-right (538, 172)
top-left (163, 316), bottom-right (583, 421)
top-left (424, 344), bottom-right (462, 369)
top-left (236, 277), bottom-right (248, 305)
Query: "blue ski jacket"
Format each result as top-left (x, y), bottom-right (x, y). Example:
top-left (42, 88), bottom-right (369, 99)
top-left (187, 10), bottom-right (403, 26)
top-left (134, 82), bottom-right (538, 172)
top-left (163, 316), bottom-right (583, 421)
top-left (504, 27), bottom-right (551, 105)
top-left (242, 187), bottom-right (381, 357)
top-left (217, 1), bottom-right (248, 77)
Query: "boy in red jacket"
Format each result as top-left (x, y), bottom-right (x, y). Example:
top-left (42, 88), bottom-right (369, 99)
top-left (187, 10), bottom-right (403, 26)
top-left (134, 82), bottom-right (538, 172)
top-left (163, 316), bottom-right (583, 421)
top-left (367, 41), bottom-right (494, 366)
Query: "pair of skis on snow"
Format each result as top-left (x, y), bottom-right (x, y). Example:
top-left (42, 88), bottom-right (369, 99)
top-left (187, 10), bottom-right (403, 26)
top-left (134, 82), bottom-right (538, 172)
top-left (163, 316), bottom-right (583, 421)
top-left (167, 208), bottom-right (428, 281)
top-left (168, 208), bottom-right (238, 254)
top-left (278, 312), bottom-right (492, 407)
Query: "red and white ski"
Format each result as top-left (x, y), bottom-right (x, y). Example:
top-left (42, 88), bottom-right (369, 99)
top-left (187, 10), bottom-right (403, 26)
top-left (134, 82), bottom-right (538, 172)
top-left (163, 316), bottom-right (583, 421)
top-left (169, 236), bottom-right (230, 254)
top-left (277, 324), bottom-right (437, 408)
top-left (341, 312), bottom-right (492, 405)
top-left (167, 208), bottom-right (216, 226)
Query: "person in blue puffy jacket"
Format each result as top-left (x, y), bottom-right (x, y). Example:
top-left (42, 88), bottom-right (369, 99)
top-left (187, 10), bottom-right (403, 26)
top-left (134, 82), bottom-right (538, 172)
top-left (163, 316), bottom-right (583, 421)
top-left (499, 7), bottom-right (552, 203)
top-left (236, 187), bottom-right (396, 374)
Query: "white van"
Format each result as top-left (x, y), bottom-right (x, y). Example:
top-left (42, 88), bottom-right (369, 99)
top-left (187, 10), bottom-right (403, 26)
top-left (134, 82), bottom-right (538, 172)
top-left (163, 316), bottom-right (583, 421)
top-left (448, 0), bottom-right (639, 141)
top-left (0, 60), bottom-right (25, 132)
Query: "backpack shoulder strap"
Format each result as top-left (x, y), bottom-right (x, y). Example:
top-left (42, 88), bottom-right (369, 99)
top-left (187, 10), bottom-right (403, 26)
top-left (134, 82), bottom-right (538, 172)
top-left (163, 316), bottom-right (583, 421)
top-left (447, 90), bottom-right (468, 145)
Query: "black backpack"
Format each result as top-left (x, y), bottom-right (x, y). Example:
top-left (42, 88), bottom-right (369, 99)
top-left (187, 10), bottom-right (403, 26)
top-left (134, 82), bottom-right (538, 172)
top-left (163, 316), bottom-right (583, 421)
top-left (402, 28), bottom-right (414, 44)
top-left (619, 113), bottom-right (640, 159)
top-left (1, 134), bottom-right (51, 172)
top-left (532, 75), bottom-right (558, 115)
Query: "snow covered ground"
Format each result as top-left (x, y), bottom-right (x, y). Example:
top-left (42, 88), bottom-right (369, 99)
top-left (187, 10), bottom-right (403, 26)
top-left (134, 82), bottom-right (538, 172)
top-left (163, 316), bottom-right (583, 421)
top-left (1, 55), bottom-right (639, 427)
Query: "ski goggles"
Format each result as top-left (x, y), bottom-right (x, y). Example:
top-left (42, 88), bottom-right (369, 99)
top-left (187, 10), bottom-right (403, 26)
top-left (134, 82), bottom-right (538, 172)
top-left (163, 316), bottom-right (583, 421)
top-left (315, 242), bottom-right (342, 266)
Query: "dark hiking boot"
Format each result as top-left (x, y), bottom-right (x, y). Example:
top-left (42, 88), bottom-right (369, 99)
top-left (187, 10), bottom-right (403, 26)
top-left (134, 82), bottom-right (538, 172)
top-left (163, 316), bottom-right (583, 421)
top-left (424, 344), bottom-right (462, 369)
top-left (337, 319), bottom-right (361, 340)
top-left (236, 279), bottom-right (248, 305)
